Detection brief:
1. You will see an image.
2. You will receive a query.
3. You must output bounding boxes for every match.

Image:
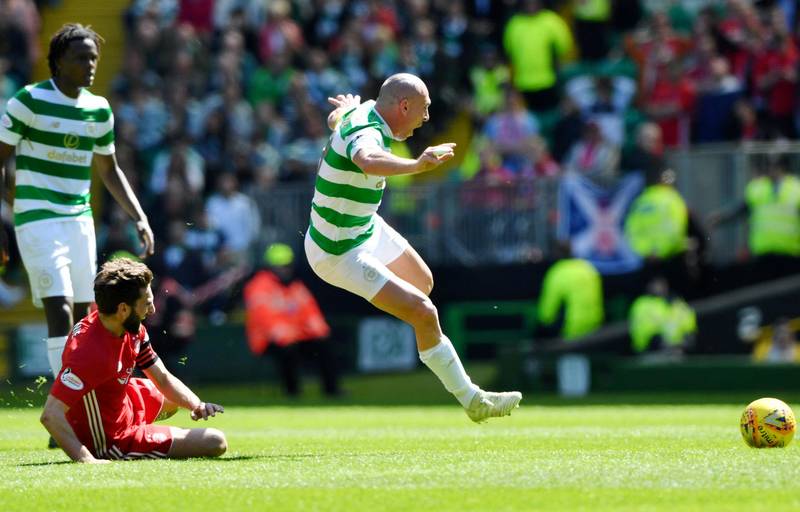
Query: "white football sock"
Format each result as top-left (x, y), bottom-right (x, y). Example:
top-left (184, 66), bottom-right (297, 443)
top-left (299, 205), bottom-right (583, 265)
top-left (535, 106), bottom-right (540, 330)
top-left (419, 336), bottom-right (479, 407)
top-left (46, 336), bottom-right (68, 378)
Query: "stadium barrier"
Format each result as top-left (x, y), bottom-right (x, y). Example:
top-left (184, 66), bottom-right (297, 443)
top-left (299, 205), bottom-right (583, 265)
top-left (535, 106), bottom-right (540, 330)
top-left (254, 142), bottom-right (800, 267)
top-left (495, 274), bottom-right (800, 393)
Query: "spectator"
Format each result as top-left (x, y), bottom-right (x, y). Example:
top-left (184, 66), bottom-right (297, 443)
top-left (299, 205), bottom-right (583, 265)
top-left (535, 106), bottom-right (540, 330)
top-left (205, 173), bottom-right (261, 265)
top-left (243, 243), bottom-right (341, 398)
top-left (192, 106), bottom-right (228, 174)
top-left (752, 317), bottom-right (800, 363)
top-left (149, 135), bottom-right (205, 197)
top-left (538, 244), bottom-right (604, 341)
top-left (641, 60), bottom-right (696, 148)
top-left (247, 49), bottom-right (294, 107)
top-left (468, 44), bottom-right (510, 120)
top-left (708, 153), bottom-right (800, 281)
top-left (304, 0), bottom-right (347, 49)
top-left (752, 29), bottom-right (798, 139)
top-left (0, 1), bottom-right (33, 84)
top-left (115, 81), bottom-right (168, 154)
top-left (412, 18), bottom-right (438, 80)
top-left (724, 98), bottom-right (762, 141)
top-left (692, 56), bottom-right (743, 143)
top-left (620, 122), bottom-right (666, 183)
top-left (572, 0), bottom-right (612, 62)
top-left (258, 0), bottom-right (305, 63)
top-left (503, 0), bottom-right (573, 111)
top-left (551, 97), bottom-right (585, 164)
top-left (567, 74), bottom-right (635, 147)
top-left (624, 169), bottom-right (693, 291)
top-left (629, 276), bottom-right (696, 357)
top-left (184, 208), bottom-right (227, 274)
top-left (717, 0), bottom-right (761, 82)
top-left (110, 49), bottom-right (160, 101)
top-left (97, 206), bottom-right (142, 263)
top-left (626, 11), bottom-right (691, 90)
top-left (304, 47), bottom-right (348, 110)
top-left (177, 0), bottom-right (215, 35)
top-left (147, 220), bottom-right (209, 361)
top-left (562, 120), bottom-right (619, 183)
top-left (480, 87), bottom-right (543, 179)
top-left (148, 173), bottom-right (203, 242)
top-left (0, 58), bottom-right (19, 106)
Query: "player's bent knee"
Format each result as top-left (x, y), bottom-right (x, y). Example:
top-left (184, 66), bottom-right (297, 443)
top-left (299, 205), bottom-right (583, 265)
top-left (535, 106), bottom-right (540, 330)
top-left (168, 427), bottom-right (228, 458)
top-left (410, 297), bottom-right (438, 330)
top-left (417, 273), bottom-right (433, 296)
top-left (207, 428), bottom-right (227, 457)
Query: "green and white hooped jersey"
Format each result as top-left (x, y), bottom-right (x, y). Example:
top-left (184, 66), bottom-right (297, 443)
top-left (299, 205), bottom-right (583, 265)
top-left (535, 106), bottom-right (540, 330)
top-left (308, 100), bottom-right (394, 255)
top-left (0, 80), bottom-right (114, 227)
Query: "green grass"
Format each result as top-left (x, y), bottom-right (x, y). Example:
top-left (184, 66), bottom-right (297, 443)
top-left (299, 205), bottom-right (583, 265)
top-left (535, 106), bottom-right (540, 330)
top-left (2, 400), bottom-right (800, 511)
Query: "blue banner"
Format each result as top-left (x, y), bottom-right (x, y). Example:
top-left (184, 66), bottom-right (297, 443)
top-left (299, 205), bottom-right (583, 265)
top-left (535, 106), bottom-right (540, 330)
top-left (557, 173), bottom-right (644, 275)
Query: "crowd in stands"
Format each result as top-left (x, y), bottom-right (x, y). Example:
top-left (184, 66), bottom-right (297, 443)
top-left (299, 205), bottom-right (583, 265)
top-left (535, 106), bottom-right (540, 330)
top-left (103, 1), bottom-right (800, 260)
top-left (3, 0), bottom-right (800, 344)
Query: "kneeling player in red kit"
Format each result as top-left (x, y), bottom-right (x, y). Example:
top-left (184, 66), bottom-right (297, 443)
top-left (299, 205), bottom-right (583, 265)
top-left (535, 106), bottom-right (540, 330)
top-left (40, 258), bottom-right (226, 463)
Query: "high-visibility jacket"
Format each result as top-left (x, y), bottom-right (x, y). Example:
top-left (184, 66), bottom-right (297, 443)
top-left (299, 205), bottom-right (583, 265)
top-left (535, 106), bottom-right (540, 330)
top-left (574, 0), bottom-right (611, 21)
top-left (243, 271), bottom-right (330, 355)
top-left (624, 184), bottom-right (688, 259)
top-left (539, 258), bottom-right (604, 340)
top-left (745, 175), bottom-right (800, 256)
top-left (503, 10), bottom-right (573, 92)
top-left (629, 295), bottom-right (696, 353)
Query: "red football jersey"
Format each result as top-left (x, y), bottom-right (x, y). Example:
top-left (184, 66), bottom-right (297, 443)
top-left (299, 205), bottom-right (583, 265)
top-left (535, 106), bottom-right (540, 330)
top-left (50, 310), bottom-right (159, 457)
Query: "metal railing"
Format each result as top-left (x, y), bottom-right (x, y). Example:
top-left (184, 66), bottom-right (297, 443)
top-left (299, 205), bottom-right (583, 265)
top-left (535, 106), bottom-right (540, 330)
top-left (254, 143), bottom-right (799, 266)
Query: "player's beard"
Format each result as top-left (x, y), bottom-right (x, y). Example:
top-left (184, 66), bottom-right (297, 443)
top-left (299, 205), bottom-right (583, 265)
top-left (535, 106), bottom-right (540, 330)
top-left (122, 309), bottom-right (141, 334)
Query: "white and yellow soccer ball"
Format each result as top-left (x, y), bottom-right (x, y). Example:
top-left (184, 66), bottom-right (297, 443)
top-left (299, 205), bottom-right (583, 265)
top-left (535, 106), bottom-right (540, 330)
top-left (740, 398), bottom-right (796, 448)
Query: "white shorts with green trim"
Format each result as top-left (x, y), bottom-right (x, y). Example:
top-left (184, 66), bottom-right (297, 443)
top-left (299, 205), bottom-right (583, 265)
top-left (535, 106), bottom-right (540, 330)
top-left (305, 214), bottom-right (409, 300)
top-left (15, 217), bottom-right (97, 307)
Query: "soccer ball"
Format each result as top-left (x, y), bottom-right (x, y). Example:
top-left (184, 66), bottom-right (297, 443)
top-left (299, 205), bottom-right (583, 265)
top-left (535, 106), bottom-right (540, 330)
top-left (740, 398), bottom-right (796, 448)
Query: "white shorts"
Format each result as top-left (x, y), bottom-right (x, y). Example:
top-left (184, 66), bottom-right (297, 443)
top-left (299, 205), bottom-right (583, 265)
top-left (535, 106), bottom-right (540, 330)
top-left (15, 217), bottom-right (97, 307)
top-left (305, 215), bottom-right (410, 300)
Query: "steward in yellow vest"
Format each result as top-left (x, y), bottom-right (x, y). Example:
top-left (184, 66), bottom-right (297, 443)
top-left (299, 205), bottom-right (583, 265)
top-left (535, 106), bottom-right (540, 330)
top-left (629, 277), bottom-right (696, 354)
top-left (707, 155), bottom-right (800, 282)
top-left (745, 174), bottom-right (800, 256)
top-left (624, 171), bottom-right (688, 260)
top-left (538, 258), bottom-right (604, 340)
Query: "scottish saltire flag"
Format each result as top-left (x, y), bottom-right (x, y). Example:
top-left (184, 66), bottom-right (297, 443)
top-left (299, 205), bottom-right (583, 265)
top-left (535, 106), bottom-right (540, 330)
top-left (557, 172), bottom-right (644, 275)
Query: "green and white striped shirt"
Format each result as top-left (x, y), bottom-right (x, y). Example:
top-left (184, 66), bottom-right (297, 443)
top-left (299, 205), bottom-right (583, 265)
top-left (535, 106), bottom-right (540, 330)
top-left (0, 80), bottom-right (114, 227)
top-left (308, 100), bottom-right (394, 255)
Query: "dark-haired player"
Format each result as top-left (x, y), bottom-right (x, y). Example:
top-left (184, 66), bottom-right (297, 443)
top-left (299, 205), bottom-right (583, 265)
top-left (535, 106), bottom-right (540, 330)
top-left (0, 23), bottom-right (154, 382)
top-left (40, 258), bottom-right (226, 463)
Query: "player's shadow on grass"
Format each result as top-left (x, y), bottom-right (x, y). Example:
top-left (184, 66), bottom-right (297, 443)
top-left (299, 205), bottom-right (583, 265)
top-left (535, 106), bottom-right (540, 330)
top-left (20, 460), bottom-right (73, 466)
top-left (19, 454), bottom-right (326, 466)
top-left (216, 454), bottom-right (321, 462)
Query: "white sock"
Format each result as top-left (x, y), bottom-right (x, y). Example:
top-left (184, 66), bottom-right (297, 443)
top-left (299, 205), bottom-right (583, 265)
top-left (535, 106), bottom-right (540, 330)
top-left (46, 336), bottom-right (68, 378)
top-left (419, 336), bottom-right (479, 407)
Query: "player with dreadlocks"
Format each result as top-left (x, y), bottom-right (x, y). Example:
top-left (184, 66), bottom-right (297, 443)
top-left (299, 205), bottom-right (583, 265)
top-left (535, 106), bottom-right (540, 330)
top-left (0, 23), bottom-right (154, 397)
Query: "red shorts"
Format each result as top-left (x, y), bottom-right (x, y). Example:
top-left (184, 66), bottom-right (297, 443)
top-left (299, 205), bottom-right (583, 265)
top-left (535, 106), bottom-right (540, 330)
top-left (103, 378), bottom-right (173, 460)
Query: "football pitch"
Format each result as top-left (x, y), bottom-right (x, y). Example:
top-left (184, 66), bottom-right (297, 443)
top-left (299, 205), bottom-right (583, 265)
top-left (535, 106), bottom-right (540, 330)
top-left (2, 391), bottom-right (800, 511)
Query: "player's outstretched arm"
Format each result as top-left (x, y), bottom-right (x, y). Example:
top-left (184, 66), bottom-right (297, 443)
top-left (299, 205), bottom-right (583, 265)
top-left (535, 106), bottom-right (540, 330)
top-left (94, 153), bottom-right (154, 257)
top-left (40, 395), bottom-right (109, 463)
top-left (354, 143), bottom-right (456, 177)
top-left (143, 359), bottom-right (224, 421)
top-left (327, 93), bottom-right (361, 130)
